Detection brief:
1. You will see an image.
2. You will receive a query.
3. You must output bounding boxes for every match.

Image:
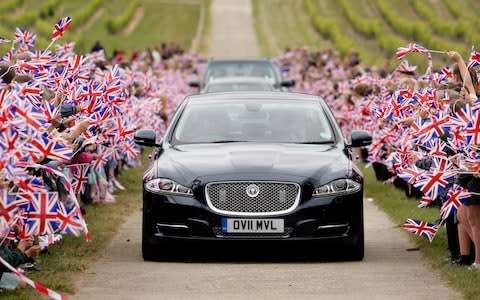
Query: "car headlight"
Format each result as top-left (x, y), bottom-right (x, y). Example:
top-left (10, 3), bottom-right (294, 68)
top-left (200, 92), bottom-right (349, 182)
top-left (144, 178), bottom-right (193, 196)
top-left (312, 179), bottom-right (361, 197)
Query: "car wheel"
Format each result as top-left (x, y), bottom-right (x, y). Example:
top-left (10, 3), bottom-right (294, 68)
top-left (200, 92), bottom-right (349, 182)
top-left (142, 233), bottom-right (158, 261)
top-left (347, 225), bottom-right (364, 261)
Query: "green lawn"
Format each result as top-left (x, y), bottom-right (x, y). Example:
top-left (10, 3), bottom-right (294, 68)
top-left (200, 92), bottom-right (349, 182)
top-left (82, 0), bottom-right (201, 57)
top-left (362, 165), bottom-right (480, 300)
top-left (252, 0), bottom-right (332, 57)
top-left (1, 155), bottom-right (148, 300)
top-left (0, 0), bottom-right (203, 56)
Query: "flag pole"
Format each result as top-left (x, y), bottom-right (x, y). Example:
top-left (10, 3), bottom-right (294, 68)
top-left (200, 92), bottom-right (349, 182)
top-left (44, 39), bottom-right (56, 52)
top-left (426, 50), bottom-right (447, 54)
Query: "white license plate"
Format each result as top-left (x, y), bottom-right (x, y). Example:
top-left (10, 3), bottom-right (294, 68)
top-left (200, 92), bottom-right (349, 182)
top-left (221, 218), bottom-right (284, 233)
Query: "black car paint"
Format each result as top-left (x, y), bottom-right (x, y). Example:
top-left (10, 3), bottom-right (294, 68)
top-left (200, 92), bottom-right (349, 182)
top-left (139, 92), bottom-right (367, 260)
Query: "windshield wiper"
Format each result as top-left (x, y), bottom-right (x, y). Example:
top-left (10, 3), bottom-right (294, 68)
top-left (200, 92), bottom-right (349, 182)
top-left (295, 141), bottom-right (335, 144)
top-left (210, 140), bottom-right (248, 143)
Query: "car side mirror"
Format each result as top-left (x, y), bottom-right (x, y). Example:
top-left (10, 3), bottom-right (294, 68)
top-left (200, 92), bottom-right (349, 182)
top-left (280, 79), bottom-right (296, 88)
top-left (350, 130), bottom-right (372, 147)
top-left (134, 129), bottom-right (159, 147)
top-left (188, 81), bottom-right (200, 88)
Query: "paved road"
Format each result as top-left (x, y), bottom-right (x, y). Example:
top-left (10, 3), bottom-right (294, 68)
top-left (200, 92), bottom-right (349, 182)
top-left (74, 1), bottom-right (459, 299)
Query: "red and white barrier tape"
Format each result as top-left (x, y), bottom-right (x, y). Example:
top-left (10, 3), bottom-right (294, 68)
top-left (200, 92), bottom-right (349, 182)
top-left (0, 255), bottom-right (68, 299)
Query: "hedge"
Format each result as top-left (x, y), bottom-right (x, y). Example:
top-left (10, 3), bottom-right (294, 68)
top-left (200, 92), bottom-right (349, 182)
top-left (410, 0), bottom-right (465, 38)
top-left (0, 0), bottom-right (23, 14)
top-left (304, 0), bottom-right (376, 65)
top-left (443, 0), bottom-right (463, 18)
top-left (3, 11), bottom-right (37, 28)
top-left (105, 0), bottom-right (141, 33)
top-left (374, 0), bottom-right (465, 56)
top-left (338, 0), bottom-right (406, 53)
top-left (39, 0), bottom-right (62, 19)
top-left (72, 0), bottom-right (103, 27)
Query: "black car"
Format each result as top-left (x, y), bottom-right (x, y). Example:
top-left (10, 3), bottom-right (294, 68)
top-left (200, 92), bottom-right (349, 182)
top-left (134, 92), bottom-right (371, 261)
top-left (189, 58), bottom-right (295, 90)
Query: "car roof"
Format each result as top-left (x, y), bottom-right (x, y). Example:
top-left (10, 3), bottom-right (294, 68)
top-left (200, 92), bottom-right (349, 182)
top-left (208, 57), bottom-right (276, 63)
top-left (205, 77), bottom-right (274, 85)
top-left (187, 91), bottom-right (321, 102)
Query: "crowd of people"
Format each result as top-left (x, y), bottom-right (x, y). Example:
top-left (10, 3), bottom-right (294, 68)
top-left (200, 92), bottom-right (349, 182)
top-left (2, 16), bottom-right (480, 298)
top-left (0, 24), bottom-right (197, 293)
top-left (278, 45), bottom-right (480, 270)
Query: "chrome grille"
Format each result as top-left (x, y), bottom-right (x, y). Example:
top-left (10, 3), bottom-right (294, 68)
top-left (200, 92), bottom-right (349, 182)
top-left (205, 181), bottom-right (300, 216)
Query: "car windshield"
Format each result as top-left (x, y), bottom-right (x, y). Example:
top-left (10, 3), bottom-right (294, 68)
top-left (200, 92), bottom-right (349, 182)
top-left (171, 100), bottom-right (335, 145)
top-left (204, 61), bottom-right (279, 84)
top-left (205, 82), bottom-right (273, 93)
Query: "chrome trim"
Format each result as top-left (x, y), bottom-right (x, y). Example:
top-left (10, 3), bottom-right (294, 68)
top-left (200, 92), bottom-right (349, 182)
top-left (156, 223), bottom-right (189, 229)
top-left (205, 181), bottom-right (301, 217)
top-left (316, 224), bottom-right (349, 230)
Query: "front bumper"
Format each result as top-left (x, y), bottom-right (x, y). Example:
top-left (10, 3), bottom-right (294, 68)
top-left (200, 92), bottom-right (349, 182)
top-left (142, 188), bottom-right (363, 245)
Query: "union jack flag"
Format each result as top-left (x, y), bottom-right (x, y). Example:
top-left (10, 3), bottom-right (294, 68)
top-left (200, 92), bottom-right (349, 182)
top-left (68, 164), bottom-right (90, 194)
top-left (0, 37), bottom-right (10, 43)
top-left (12, 81), bottom-right (43, 105)
top-left (26, 133), bottom-right (73, 162)
top-left (121, 138), bottom-right (139, 161)
top-left (24, 192), bottom-right (60, 236)
top-left (89, 105), bottom-right (111, 125)
top-left (15, 176), bottom-right (47, 193)
top-left (56, 42), bottom-right (75, 58)
top-left (8, 100), bottom-right (49, 133)
top-left (467, 49), bottom-right (480, 69)
top-left (92, 145), bottom-right (112, 171)
top-left (424, 139), bottom-right (448, 158)
top-left (396, 43), bottom-right (428, 60)
top-left (397, 165), bottom-right (425, 184)
top-left (414, 169), bottom-right (455, 200)
top-left (86, 50), bottom-right (106, 63)
top-left (28, 50), bottom-right (57, 70)
top-left (402, 218), bottom-right (439, 242)
top-left (0, 189), bottom-right (29, 225)
top-left (440, 184), bottom-right (470, 220)
top-left (80, 80), bottom-right (105, 113)
top-left (13, 28), bottom-right (36, 51)
top-left (418, 196), bottom-right (433, 208)
top-left (0, 126), bottom-right (21, 153)
top-left (464, 109), bottom-right (480, 145)
top-left (57, 202), bottom-right (83, 237)
top-left (52, 16), bottom-right (72, 41)
top-left (411, 113), bottom-right (452, 144)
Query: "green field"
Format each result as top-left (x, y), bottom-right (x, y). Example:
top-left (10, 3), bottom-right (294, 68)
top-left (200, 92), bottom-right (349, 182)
top-left (0, 0), bottom-right (206, 57)
top-left (253, 0), bottom-right (479, 67)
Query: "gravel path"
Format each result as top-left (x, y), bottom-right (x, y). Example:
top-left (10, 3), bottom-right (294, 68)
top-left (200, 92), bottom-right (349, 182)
top-left (73, 1), bottom-right (459, 299)
top-left (208, 0), bottom-right (259, 57)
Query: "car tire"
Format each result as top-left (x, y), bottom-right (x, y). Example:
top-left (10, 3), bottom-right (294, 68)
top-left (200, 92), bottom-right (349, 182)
top-left (347, 225), bottom-right (364, 261)
top-left (142, 234), bottom-right (158, 261)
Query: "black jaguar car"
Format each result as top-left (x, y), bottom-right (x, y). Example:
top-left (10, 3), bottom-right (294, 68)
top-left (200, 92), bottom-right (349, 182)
top-left (134, 92), bottom-right (371, 261)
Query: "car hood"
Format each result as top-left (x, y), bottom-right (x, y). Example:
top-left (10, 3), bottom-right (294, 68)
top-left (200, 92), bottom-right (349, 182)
top-left (154, 143), bottom-right (350, 185)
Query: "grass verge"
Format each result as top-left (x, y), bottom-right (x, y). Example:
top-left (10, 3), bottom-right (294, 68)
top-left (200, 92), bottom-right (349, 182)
top-left (361, 165), bottom-right (480, 300)
top-left (1, 155), bottom-right (147, 300)
top-left (197, 0), bottom-right (211, 58)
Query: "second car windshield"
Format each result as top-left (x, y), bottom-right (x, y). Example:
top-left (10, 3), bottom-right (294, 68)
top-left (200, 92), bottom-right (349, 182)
top-left (204, 62), bottom-right (279, 83)
top-left (171, 100), bottom-right (334, 145)
top-left (205, 82), bottom-right (273, 93)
